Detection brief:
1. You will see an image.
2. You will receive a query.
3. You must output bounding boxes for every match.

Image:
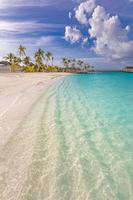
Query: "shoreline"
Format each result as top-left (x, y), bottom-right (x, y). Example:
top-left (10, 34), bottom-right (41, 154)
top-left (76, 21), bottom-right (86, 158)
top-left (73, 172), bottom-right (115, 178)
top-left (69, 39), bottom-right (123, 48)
top-left (0, 72), bottom-right (70, 199)
top-left (0, 72), bottom-right (133, 199)
top-left (0, 73), bottom-right (68, 148)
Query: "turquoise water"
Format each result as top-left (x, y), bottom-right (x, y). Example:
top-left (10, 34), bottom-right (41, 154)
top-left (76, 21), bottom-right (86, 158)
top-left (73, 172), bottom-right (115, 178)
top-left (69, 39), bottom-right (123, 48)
top-left (52, 72), bottom-right (133, 199)
top-left (1, 72), bottom-right (133, 200)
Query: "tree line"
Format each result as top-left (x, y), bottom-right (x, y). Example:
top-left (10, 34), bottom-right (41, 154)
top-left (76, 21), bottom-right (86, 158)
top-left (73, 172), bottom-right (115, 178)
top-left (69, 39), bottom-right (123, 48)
top-left (3, 45), bottom-right (95, 73)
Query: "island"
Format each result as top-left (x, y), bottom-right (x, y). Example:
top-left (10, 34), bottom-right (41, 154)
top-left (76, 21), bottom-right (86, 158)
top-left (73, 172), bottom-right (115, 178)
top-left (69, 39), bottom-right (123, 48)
top-left (123, 66), bottom-right (133, 73)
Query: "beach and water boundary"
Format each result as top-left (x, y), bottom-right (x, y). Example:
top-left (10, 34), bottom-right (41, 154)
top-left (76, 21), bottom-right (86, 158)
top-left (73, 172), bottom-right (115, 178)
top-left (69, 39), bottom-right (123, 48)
top-left (0, 72), bottom-right (133, 200)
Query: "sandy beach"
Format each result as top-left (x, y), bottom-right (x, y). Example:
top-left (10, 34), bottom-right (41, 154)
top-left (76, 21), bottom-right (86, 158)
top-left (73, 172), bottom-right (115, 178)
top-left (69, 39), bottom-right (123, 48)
top-left (0, 73), bottom-right (67, 147)
top-left (0, 73), bottom-right (68, 200)
top-left (0, 72), bottom-right (133, 200)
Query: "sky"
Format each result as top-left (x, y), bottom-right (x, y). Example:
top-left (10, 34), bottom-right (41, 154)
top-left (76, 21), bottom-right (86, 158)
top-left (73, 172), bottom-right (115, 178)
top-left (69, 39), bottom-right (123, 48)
top-left (0, 0), bottom-right (133, 69)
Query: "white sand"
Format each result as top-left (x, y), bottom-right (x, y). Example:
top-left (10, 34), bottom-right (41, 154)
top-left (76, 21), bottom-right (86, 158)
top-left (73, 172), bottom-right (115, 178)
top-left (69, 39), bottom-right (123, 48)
top-left (0, 73), bottom-right (67, 147)
top-left (0, 72), bottom-right (69, 200)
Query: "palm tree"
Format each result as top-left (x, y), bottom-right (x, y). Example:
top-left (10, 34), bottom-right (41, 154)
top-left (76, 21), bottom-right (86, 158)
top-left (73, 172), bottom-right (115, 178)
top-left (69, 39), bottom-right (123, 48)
top-left (18, 45), bottom-right (26, 58)
top-left (71, 59), bottom-right (76, 68)
top-left (11, 56), bottom-right (21, 72)
top-left (62, 57), bottom-right (69, 69)
top-left (37, 48), bottom-right (45, 58)
top-left (51, 56), bottom-right (54, 66)
top-left (67, 59), bottom-right (71, 68)
top-left (4, 53), bottom-right (15, 65)
top-left (62, 57), bottom-right (66, 68)
top-left (77, 60), bottom-right (84, 69)
top-left (12, 56), bottom-right (21, 65)
top-left (23, 56), bottom-right (31, 66)
top-left (45, 52), bottom-right (52, 67)
top-left (34, 49), bottom-right (44, 72)
top-left (85, 64), bottom-right (91, 72)
top-left (4, 53), bottom-right (17, 72)
top-left (18, 45), bottom-right (26, 67)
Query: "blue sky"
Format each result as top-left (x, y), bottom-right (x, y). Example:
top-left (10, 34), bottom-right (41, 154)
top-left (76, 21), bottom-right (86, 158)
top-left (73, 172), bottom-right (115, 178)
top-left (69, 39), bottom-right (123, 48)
top-left (0, 0), bottom-right (133, 69)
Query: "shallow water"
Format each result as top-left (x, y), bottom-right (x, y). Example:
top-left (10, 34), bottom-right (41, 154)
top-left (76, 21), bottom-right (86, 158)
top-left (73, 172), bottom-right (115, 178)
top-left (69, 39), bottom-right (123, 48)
top-left (0, 72), bottom-right (133, 200)
top-left (53, 72), bottom-right (133, 200)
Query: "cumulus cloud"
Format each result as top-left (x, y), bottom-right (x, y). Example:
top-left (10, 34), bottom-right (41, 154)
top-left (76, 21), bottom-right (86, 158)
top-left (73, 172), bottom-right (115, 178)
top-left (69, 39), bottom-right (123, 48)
top-left (65, 0), bottom-right (133, 62)
top-left (88, 5), bottom-right (133, 60)
top-left (65, 26), bottom-right (83, 43)
top-left (75, 0), bottom-right (96, 24)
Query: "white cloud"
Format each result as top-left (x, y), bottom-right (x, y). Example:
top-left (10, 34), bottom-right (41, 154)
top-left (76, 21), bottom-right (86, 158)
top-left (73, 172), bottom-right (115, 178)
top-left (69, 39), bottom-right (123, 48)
top-left (0, 20), bottom-right (63, 33)
top-left (75, 0), bottom-right (96, 24)
top-left (0, 36), bottom-right (55, 48)
top-left (69, 12), bottom-right (72, 19)
top-left (83, 37), bottom-right (88, 43)
top-left (36, 36), bottom-right (56, 46)
top-left (0, 0), bottom-right (58, 8)
top-left (88, 5), bottom-right (133, 60)
top-left (64, 26), bottom-right (82, 43)
top-left (0, 35), bottom-right (57, 60)
top-left (65, 0), bottom-right (133, 62)
top-left (0, 20), bottom-right (61, 59)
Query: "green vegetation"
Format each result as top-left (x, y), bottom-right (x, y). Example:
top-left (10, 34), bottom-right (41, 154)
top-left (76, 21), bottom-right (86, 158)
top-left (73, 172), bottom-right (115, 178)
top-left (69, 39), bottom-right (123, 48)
top-left (124, 66), bottom-right (133, 69)
top-left (3, 45), bottom-right (95, 73)
top-left (4, 53), bottom-right (21, 72)
top-left (123, 66), bottom-right (133, 72)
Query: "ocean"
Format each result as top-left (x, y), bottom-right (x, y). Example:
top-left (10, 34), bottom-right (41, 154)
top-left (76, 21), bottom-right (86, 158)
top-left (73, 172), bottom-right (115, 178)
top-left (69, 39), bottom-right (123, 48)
top-left (47, 72), bottom-right (133, 199)
top-left (2, 72), bottom-right (133, 200)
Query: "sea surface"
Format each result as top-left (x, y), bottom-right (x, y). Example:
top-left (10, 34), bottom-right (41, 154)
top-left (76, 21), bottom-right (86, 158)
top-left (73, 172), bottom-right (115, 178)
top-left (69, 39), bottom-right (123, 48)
top-left (0, 72), bottom-right (133, 200)
top-left (47, 72), bottom-right (133, 200)
top-left (38, 72), bottom-right (133, 200)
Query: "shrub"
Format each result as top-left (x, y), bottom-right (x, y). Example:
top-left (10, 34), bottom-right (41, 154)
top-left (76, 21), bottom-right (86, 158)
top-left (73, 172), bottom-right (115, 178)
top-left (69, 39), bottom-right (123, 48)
top-left (47, 66), bottom-right (58, 72)
top-left (10, 64), bottom-right (18, 72)
top-left (23, 66), bottom-right (35, 72)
